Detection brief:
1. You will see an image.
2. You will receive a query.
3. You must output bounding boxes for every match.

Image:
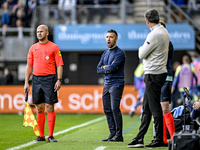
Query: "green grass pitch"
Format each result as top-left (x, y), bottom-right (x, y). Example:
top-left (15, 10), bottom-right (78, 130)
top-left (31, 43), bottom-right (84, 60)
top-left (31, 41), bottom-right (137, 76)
top-left (0, 114), bottom-right (168, 150)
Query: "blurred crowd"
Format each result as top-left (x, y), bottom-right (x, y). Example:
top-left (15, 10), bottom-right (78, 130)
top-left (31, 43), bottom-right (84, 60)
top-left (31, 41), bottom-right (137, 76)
top-left (1, 0), bottom-right (199, 28)
top-left (0, 0), bottom-right (37, 29)
top-left (0, 0), bottom-right (134, 27)
top-left (54, 0), bottom-right (134, 24)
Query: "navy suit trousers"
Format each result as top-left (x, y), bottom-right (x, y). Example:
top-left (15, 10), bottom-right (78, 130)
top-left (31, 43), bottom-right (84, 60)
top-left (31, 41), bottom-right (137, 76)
top-left (102, 85), bottom-right (124, 137)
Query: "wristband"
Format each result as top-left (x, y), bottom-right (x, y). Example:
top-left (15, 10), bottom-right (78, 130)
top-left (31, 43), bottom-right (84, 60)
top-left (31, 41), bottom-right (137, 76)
top-left (57, 78), bottom-right (62, 82)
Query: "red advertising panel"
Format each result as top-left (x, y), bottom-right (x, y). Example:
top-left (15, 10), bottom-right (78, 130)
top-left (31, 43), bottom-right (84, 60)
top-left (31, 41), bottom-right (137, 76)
top-left (0, 85), bottom-right (141, 114)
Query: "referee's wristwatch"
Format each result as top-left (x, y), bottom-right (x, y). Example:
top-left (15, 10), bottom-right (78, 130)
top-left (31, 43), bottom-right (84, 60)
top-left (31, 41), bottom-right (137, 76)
top-left (57, 78), bottom-right (62, 82)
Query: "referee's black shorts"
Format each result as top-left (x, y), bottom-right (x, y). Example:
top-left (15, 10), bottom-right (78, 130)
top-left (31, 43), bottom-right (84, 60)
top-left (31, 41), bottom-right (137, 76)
top-left (160, 81), bottom-right (172, 103)
top-left (32, 75), bottom-right (58, 104)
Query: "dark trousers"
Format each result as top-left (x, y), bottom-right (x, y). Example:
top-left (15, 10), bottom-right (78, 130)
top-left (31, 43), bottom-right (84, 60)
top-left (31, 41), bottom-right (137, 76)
top-left (136, 73), bottom-right (167, 142)
top-left (102, 85), bottom-right (124, 137)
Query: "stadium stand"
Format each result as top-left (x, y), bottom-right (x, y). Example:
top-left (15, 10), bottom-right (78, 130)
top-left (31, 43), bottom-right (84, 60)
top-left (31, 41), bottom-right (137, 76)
top-left (0, 0), bottom-right (199, 85)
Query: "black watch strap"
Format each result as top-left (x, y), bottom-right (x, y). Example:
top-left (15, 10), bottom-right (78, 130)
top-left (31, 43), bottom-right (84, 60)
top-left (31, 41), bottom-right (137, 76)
top-left (57, 78), bottom-right (62, 82)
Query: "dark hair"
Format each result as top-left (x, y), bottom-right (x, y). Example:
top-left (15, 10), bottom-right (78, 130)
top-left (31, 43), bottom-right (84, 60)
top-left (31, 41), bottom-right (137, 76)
top-left (182, 55), bottom-right (190, 63)
top-left (159, 21), bottom-right (166, 28)
top-left (144, 9), bottom-right (160, 24)
top-left (107, 29), bottom-right (118, 38)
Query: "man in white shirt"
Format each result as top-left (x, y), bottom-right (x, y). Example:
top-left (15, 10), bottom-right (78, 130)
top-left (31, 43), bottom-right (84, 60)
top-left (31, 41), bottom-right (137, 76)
top-left (127, 9), bottom-right (169, 149)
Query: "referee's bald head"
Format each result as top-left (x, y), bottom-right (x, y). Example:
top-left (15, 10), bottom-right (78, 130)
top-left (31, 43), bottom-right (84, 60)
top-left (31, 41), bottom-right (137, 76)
top-left (37, 24), bottom-right (48, 32)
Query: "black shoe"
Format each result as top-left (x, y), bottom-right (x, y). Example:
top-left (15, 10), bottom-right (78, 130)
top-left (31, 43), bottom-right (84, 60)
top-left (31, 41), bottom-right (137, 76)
top-left (101, 134), bottom-right (115, 142)
top-left (34, 136), bottom-right (45, 142)
top-left (163, 142), bottom-right (168, 147)
top-left (145, 140), bottom-right (167, 149)
top-left (48, 136), bottom-right (57, 142)
top-left (129, 111), bottom-right (134, 117)
top-left (109, 135), bottom-right (123, 142)
top-left (127, 138), bottom-right (144, 148)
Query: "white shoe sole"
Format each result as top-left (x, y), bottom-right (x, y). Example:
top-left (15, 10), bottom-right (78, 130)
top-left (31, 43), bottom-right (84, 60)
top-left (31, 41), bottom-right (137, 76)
top-left (127, 144), bottom-right (144, 148)
top-left (144, 146), bottom-right (166, 149)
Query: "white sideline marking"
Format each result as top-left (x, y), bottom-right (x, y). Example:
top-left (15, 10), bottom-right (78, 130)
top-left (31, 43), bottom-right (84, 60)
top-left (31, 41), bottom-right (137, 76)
top-left (95, 146), bottom-right (107, 150)
top-left (6, 116), bottom-right (105, 150)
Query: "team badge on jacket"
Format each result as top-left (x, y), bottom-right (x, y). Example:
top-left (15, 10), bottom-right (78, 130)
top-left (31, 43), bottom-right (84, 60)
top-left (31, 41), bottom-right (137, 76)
top-left (58, 51), bottom-right (62, 56)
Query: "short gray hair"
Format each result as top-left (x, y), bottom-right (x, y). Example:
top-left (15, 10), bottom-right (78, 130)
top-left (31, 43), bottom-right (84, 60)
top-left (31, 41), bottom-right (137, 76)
top-left (144, 9), bottom-right (160, 23)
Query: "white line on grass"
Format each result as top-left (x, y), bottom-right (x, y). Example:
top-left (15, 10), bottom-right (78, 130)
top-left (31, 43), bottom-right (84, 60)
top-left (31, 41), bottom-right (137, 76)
top-left (95, 146), bottom-right (107, 150)
top-left (6, 116), bottom-right (105, 150)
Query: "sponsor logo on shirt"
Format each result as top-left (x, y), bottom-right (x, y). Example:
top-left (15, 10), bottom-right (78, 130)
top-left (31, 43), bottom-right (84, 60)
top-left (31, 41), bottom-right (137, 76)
top-left (46, 56), bottom-right (49, 60)
top-left (147, 41), bottom-right (150, 44)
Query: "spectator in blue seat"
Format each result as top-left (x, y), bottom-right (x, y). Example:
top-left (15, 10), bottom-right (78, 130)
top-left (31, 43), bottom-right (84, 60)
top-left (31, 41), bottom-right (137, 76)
top-left (1, 1), bottom-right (11, 28)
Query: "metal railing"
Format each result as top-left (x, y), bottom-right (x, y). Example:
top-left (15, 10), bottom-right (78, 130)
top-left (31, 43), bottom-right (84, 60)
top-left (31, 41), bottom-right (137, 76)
top-left (0, 27), bottom-right (34, 38)
top-left (167, 0), bottom-right (200, 52)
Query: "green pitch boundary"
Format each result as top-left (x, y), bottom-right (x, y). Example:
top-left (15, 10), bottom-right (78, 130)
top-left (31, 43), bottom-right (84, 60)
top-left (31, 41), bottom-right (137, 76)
top-left (6, 116), bottom-right (106, 150)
